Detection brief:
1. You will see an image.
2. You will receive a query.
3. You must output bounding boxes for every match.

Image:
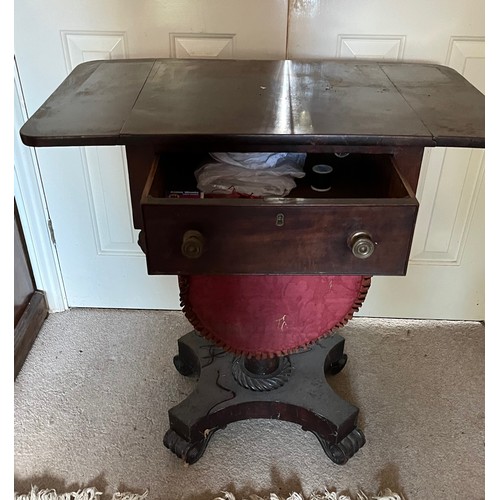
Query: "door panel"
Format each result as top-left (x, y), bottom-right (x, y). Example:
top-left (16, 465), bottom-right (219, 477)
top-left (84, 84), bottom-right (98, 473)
top-left (286, 1), bottom-right (484, 319)
top-left (286, 0), bottom-right (484, 63)
top-left (15, 0), bottom-right (288, 309)
top-left (360, 39), bottom-right (484, 319)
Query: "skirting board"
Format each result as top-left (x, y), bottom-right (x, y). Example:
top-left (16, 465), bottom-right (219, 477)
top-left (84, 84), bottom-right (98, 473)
top-left (14, 290), bottom-right (49, 379)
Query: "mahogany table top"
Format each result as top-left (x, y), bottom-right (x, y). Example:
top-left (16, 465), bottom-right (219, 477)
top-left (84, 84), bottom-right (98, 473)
top-left (20, 58), bottom-right (485, 150)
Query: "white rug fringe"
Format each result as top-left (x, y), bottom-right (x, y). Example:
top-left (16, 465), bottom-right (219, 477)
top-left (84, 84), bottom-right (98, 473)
top-left (213, 489), bottom-right (404, 500)
top-left (14, 487), bottom-right (103, 500)
top-left (14, 487), bottom-right (149, 500)
top-left (15, 486), bottom-right (404, 500)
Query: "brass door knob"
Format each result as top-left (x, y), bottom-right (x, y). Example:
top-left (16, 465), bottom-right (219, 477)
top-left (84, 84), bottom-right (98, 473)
top-left (348, 231), bottom-right (375, 259)
top-left (181, 230), bottom-right (204, 259)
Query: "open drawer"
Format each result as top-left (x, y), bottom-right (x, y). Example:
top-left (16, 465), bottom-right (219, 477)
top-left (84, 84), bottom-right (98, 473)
top-left (140, 152), bottom-right (418, 275)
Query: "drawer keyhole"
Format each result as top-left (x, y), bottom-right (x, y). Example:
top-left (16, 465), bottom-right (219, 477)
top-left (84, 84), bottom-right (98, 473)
top-left (276, 213), bottom-right (285, 227)
top-left (348, 231), bottom-right (375, 259)
top-left (182, 230), bottom-right (205, 259)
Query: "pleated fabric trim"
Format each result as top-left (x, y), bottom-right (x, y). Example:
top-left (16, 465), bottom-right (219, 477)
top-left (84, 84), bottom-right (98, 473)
top-left (179, 275), bottom-right (372, 359)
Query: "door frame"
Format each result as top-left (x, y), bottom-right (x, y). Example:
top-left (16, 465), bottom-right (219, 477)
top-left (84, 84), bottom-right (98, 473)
top-left (14, 59), bottom-right (67, 312)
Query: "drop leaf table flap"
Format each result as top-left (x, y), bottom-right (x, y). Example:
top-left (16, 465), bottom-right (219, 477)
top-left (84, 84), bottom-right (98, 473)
top-left (20, 59), bottom-right (484, 149)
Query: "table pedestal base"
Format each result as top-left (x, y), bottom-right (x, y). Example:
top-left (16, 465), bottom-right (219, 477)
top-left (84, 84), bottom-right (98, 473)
top-left (164, 330), bottom-right (365, 464)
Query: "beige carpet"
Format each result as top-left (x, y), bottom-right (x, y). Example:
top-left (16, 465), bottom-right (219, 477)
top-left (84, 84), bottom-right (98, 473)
top-left (14, 309), bottom-right (485, 499)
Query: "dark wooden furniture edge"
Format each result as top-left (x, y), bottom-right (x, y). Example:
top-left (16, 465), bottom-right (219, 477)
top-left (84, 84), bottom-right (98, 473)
top-left (14, 290), bottom-right (49, 379)
top-left (19, 59), bottom-right (485, 150)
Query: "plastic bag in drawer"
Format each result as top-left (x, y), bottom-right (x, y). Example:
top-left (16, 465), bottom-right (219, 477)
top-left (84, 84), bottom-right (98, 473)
top-left (196, 152), bottom-right (306, 197)
top-left (209, 152), bottom-right (306, 170)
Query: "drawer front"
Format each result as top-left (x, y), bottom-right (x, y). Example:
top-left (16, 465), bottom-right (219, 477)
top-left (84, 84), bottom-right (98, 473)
top-left (141, 202), bottom-right (418, 275)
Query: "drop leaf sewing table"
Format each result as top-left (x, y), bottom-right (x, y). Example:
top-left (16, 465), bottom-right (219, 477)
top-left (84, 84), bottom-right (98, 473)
top-left (20, 58), bottom-right (484, 464)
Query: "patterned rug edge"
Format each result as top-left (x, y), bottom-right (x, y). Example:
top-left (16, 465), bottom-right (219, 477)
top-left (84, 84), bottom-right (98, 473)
top-left (14, 486), bottom-right (406, 500)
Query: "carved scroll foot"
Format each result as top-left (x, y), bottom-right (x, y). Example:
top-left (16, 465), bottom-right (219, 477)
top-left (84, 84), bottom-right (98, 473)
top-left (164, 427), bottom-right (218, 465)
top-left (313, 427), bottom-right (366, 465)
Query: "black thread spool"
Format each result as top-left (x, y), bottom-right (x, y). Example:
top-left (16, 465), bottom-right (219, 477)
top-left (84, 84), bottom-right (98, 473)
top-left (310, 164), bottom-right (333, 192)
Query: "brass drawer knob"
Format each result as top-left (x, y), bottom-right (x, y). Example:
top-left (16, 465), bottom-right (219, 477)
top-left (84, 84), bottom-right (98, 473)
top-left (181, 230), bottom-right (204, 259)
top-left (348, 231), bottom-right (375, 259)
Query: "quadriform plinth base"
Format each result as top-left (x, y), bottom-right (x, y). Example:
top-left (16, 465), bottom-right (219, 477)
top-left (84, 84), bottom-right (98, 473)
top-left (164, 330), bottom-right (365, 465)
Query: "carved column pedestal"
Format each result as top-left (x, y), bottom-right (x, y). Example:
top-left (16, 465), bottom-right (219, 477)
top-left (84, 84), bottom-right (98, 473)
top-left (164, 330), bottom-right (365, 465)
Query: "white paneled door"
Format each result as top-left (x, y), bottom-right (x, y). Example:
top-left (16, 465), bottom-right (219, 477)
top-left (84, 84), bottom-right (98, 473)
top-left (286, 1), bottom-right (485, 320)
top-left (14, 0), bottom-right (484, 319)
top-left (14, 0), bottom-right (289, 310)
